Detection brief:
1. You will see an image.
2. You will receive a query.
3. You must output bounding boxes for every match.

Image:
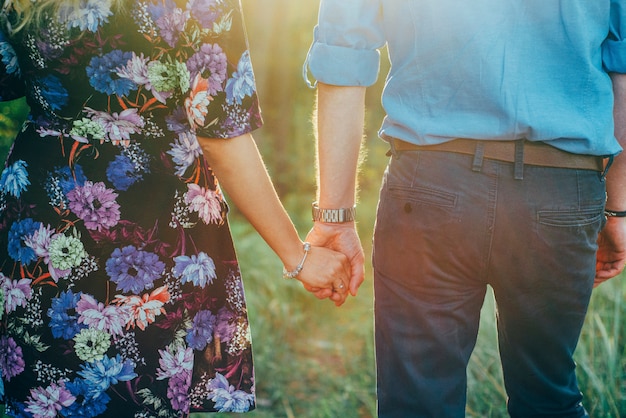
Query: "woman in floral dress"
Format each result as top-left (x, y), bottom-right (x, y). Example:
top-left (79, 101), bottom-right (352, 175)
top-left (0, 0), bottom-right (351, 416)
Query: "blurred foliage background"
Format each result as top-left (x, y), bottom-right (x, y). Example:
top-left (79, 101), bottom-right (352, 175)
top-left (0, 1), bottom-right (624, 417)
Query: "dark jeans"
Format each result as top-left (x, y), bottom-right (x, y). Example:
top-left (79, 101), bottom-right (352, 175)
top-left (372, 149), bottom-right (605, 418)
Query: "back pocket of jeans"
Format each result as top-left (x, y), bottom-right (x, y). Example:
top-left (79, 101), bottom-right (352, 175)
top-left (387, 185), bottom-right (457, 209)
top-left (537, 207), bottom-right (603, 227)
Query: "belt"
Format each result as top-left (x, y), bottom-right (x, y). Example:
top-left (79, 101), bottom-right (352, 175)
top-left (391, 138), bottom-right (604, 172)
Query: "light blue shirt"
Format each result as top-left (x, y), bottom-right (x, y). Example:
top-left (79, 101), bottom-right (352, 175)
top-left (305, 0), bottom-right (626, 156)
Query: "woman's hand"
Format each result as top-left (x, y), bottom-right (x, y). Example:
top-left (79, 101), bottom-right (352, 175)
top-left (290, 245), bottom-right (351, 306)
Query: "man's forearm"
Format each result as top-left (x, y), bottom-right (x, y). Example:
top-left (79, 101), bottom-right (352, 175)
top-left (316, 83), bottom-right (367, 208)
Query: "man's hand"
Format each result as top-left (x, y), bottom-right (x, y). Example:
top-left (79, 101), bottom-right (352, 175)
top-left (305, 222), bottom-right (365, 301)
top-left (595, 216), bottom-right (626, 286)
top-left (294, 245), bottom-right (351, 306)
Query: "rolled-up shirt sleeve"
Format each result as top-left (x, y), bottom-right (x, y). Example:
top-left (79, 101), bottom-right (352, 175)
top-left (603, 0), bottom-right (626, 72)
top-left (305, 0), bottom-right (385, 87)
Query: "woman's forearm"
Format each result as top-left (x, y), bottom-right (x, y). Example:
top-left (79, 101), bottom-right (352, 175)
top-left (197, 133), bottom-right (306, 271)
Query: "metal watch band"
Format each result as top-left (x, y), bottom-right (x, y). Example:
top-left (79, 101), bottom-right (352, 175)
top-left (312, 201), bottom-right (356, 223)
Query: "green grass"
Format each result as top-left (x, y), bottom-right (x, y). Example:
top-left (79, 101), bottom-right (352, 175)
top-left (575, 283), bottom-right (626, 417)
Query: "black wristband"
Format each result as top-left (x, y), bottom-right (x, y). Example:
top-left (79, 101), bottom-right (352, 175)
top-left (604, 209), bottom-right (626, 217)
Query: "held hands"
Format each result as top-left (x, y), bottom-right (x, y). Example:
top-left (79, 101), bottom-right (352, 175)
top-left (595, 216), bottom-right (626, 286)
top-left (290, 244), bottom-right (352, 306)
top-left (304, 221), bottom-right (365, 303)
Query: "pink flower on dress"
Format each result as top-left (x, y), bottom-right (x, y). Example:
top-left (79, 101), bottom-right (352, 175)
top-left (117, 52), bottom-right (172, 104)
top-left (1, 275), bottom-right (33, 314)
top-left (67, 181), bottom-right (121, 231)
top-left (167, 369), bottom-right (191, 413)
top-left (184, 74), bottom-right (212, 128)
top-left (23, 223), bottom-right (53, 260)
top-left (84, 107), bottom-right (145, 144)
top-left (23, 223), bottom-right (71, 281)
top-left (184, 183), bottom-right (222, 225)
top-left (156, 345), bottom-right (193, 380)
top-left (0, 335), bottom-right (25, 381)
top-left (113, 285), bottom-right (170, 331)
top-left (76, 293), bottom-right (128, 336)
top-left (167, 132), bottom-right (203, 176)
top-left (25, 381), bottom-right (76, 418)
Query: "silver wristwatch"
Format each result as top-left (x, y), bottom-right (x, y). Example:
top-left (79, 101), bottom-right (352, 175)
top-left (312, 201), bottom-right (356, 223)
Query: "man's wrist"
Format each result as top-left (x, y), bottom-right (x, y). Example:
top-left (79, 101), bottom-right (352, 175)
top-left (312, 201), bottom-right (356, 223)
top-left (604, 208), bottom-right (626, 217)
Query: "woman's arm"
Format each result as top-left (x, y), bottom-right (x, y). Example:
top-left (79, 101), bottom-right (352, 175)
top-left (198, 133), bottom-right (350, 305)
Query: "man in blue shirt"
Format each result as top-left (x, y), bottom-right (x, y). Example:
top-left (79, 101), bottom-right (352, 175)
top-left (304, 1), bottom-right (626, 417)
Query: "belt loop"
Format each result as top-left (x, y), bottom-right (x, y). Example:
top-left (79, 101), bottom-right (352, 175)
top-left (514, 140), bottom-right (524, 180)
top-left (472, 141), bottom-right (485, 172)
top-left (600, 155), bottom-right (613, 181)
top-left (387, 138), bottom-right (399, 158)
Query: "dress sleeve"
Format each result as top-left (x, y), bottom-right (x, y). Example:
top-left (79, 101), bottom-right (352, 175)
top-left (305, 0), bottom-right (385, 87)
top-left (603, 0), bottom-right (626, 73)
top-left (0, 27), bottom-right (25, 101)
top-left (192, 1), bottom-right (263, 139)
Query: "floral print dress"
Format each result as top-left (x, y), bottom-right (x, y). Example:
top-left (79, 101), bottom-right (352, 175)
top-left (0, 0), bottom-right (261, 416)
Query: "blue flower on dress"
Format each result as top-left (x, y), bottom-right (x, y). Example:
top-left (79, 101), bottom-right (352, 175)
top-left (37, 75), bottom-right (69, 110)
top-left (105, 245), bottom-right (165, 293)
top-left (187, 0), bottom-right (220, 28)
top-left (61, 0), bottom-right (113, 32)
top-left (165, 106), bottom-right (189, 133)
top-left (0, 160), bottom-right (30, 198)
top-left (208, 372), bottom-right (254, 413)
top-left (62, 378), bottom-right (111, 418)
top-left (86, 50), bottom-right (137, 96)
top-left (7, 218), bottom-right (41, 264)
top-left (78, 354), bottom-right (137, 393)
top-left (48, 290), bottom-right (86, 340)
top-left (186, 309), bottom-right (216, 351)
top-left (56, 165), bottom-right (87, 195)
top-left (4, 401), bottom-right (29, 418)
top-left (173, 252), bottom-right (217, 288)
top-left (146, 0), bottom-right (176, 23)
top-left (46, 165), bottom-right (88, 207)
top-left (106, 155), bottom-right (143, 191)
top-left (225, 51), bottom-right (256, 105)
top-left (0, 38), bottom-right (20, 75)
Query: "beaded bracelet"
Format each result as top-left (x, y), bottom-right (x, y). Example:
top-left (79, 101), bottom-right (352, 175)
top-left (604, 209), bottom-right (626, 217)
top-left (283, 242), bottom-right (312, 279)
